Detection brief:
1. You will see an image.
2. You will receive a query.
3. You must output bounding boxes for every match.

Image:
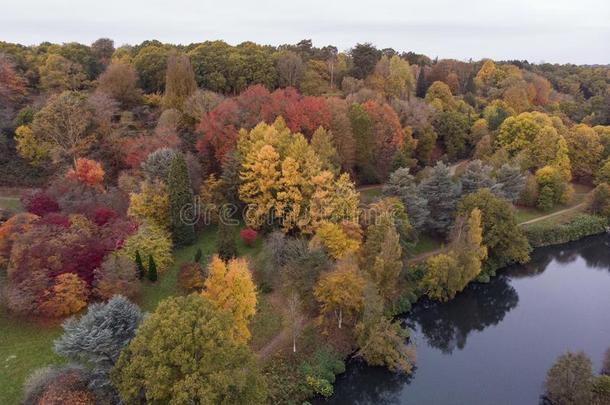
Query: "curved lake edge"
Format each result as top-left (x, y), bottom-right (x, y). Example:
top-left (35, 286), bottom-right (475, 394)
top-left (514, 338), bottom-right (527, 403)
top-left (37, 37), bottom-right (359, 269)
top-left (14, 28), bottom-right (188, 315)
top-left (315, 231), bottom-right (610, 404)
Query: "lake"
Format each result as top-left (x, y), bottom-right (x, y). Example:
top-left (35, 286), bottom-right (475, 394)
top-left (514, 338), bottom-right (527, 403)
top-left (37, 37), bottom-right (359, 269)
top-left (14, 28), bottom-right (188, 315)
top-left (319, 235), bottom-right (610, 405)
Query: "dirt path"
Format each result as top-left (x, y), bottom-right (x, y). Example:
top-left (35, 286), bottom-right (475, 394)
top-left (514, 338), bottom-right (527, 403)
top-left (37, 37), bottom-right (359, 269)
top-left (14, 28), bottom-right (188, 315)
top-left (517, 203), bottom-right (586, 226)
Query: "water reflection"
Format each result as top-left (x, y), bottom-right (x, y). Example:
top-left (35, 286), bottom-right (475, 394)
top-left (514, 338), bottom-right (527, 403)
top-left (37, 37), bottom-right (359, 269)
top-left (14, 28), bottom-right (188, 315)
top-left (322, 234), bottom-right (610, 405)
top-left (409, 275), bottom-right (518, 354)
top-left (326, 361), bottom-right (412, 405)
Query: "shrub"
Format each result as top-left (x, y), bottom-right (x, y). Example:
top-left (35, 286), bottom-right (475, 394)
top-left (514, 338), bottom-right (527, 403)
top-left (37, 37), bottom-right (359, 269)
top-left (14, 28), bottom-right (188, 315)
top-left (22, 190), bottom-right (60, 216)
top-left (22, 364), bottom-right (96, 405)
top-left (240, 227), bottom-right (258, 246)
top-left (39, 273), bottom-right (89, 318)
top-left (92, 207), bottom-right (117, 226)
top-left (523, 214), bottom-right (607, 247)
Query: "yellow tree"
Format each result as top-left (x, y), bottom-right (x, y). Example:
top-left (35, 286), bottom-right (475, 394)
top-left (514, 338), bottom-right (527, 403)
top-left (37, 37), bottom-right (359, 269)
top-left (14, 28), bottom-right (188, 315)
top-left (310, 222), bottom-right (361, 260)
top-left (314, 259), bottom-right (366, 330)
top-left (127, 180), bottom-right (170, 229)
top-left (203, 255), bottom-right (257, 343)
top-left (307, 172), bottom-right (360, 232)
top-left (275, 157), bottom-right (305, 232)
top-left (453, 208), bottom-right (487, 287)
top-left (240, 144), bottom-right (281, 229)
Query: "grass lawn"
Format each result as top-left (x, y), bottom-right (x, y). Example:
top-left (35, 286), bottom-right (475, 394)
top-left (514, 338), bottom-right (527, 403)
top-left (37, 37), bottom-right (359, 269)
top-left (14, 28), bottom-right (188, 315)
top-left (0, 224), bottom-right (265, 403)
top-left (359, 185), bottom-right (383, 204)
top-left (410, 234), bottom-right (443, 256)
top-left (249, 294), bottom-right (284, 351)
top-left (515, 183), bottom-right (592, 224)
top-left (0, 197), bottom-right (22, 213)
top-left (0, 303), bottom-right (63, 404)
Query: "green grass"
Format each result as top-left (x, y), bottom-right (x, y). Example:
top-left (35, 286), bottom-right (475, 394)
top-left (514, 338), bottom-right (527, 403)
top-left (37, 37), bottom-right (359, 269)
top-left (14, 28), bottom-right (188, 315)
top-left (410, 234), bottom-right (443, 256)
top-left (359, 186), bottom-right (383, 204)
top-left (249, 294), bottom-right (284, 351)
top-left (0, 197), bottom-right (22, 212)
top-left (0, 224), bottom-right (266, 403)
top-left (515, 183), bottom-right (592, 224)
top-left (0, 297), bottom-right (63, 404)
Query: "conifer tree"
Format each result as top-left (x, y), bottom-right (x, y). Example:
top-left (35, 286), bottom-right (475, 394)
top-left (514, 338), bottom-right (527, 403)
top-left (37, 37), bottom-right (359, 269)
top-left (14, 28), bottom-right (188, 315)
top-left (419, 162), bottom-right (461, 236)
top-left (493, 163), bottom-right (526, 202)
top-left (148, 254), bottom-right (158, 282)
top-left (415, 65), bottom-right (428, 98)
top-left (134, 250), bottom-right (145, 279)
top-left (383, 167), bottom-right (429, 232)
top-left (168, 153), bottom-right (195, 246)
top-left (194, 247), bottom-right (203, 263)
top-left (461, 160), bottom-right (495, 195)
top-left (216, 221), bottom-right (237, 261)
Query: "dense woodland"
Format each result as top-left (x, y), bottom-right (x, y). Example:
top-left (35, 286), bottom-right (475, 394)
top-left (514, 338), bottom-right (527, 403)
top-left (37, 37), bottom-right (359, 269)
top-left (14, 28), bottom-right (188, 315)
top-left (1, 38), bottom-right (610, 404)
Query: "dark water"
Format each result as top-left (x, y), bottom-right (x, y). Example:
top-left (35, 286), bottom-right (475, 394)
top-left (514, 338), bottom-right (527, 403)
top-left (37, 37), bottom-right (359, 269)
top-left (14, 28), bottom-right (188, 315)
top-left (321, 235), bottom-right (610, 405)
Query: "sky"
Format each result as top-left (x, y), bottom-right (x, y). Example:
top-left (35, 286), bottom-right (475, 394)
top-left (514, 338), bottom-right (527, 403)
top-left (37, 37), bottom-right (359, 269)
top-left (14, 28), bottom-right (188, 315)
top-left (1, 0), bottom-right (609, 64)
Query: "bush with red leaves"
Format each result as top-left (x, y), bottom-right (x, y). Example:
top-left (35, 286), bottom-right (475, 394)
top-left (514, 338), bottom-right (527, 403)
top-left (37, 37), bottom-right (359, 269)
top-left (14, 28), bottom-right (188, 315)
top-left (22, 191), bottom-right (60, 216)
top-left (92, 207), bottom-right (118, 226)
top-left (239, 227), bottom-right (258, 247)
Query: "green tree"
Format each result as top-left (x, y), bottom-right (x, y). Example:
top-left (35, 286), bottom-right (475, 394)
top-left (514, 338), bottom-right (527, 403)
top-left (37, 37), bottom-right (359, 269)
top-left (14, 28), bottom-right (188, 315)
top-left (415, 66), bottom-right (428, 98)
top-left (168, 153), bottom-right (196, 246)
top-left (355, 285), bottom-right (416, 373)
top-left (216, 220), bottom-right (237, 261)
top-left (147, 254), bottom-right (157, 282)
top-left (110, 294), bottom-right (267, 404)
top-left (350, 43), bottom-right (381, 79)
top-left (133, 45), bottom-right (168, 93)
top-left (433, 110), bottom-right (470, 161)
top-left (134, 250), bottom-right (145, 279)
top-left (348, 103), bottom-right (376, 182)
top-left (458, 189), bottom-right (530, 279)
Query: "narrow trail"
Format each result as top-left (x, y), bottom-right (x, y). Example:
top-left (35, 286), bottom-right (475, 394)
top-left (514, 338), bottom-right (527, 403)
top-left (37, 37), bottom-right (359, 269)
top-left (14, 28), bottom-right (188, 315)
top-left (517, 203), bottom-right (586, 226)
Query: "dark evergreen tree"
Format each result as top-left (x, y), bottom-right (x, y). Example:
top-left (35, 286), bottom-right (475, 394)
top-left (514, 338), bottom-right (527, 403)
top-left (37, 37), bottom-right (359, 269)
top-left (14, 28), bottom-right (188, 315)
top-left (216, 221), bottom-right (237, 261)
top-left (168, 153), bottom-right (196, 246)
top-left (415, 66), bottom-right (428, 98)
top-left (465, 70), bottom-right (477, 94)
top-left (194, 247), bottom-right (203, 263)
top-left (134, 250), bottom-right (146, 279)
top-left (419, 162), bottom-right (461, 236)
top-left (148, 254), bottom-right (158, 282)
top-left (350, 43), bottom-right (381, 79)
top-left (221, 150), bottom-right (243, 207)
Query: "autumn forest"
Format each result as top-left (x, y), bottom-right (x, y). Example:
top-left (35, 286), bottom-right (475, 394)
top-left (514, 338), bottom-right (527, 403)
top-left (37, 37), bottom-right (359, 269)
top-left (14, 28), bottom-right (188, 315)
top-left (1, 37), bottom-right (610, 404)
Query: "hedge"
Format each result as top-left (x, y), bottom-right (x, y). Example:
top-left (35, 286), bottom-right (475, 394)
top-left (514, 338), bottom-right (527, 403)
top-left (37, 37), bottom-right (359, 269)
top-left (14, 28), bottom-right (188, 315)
top-left (523, 214), bottom-right (608, 248)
